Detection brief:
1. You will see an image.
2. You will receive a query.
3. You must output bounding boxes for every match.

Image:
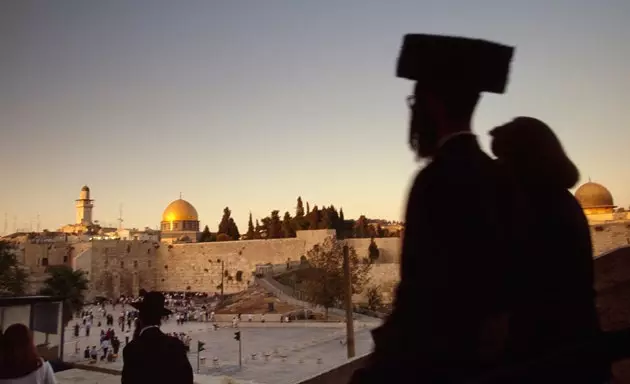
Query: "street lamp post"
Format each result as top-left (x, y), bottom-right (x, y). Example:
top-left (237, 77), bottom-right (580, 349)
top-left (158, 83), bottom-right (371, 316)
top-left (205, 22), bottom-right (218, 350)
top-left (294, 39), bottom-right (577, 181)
top-left (337, 221), bottom-right (356, 359)
top-left (342, 244), bottom-right (356, 358)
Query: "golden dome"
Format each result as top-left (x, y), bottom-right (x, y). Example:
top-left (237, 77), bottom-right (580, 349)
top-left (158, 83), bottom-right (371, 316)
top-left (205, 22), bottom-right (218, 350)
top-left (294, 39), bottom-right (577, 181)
top-left (161, 199), bottom-right (199, 222)
top-left (575, 182), bottom-right (615, 209)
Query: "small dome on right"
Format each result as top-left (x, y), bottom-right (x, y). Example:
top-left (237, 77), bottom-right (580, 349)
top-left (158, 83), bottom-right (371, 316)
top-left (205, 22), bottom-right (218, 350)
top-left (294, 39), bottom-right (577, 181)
top-left (575, 181), bottom-right (615, 209)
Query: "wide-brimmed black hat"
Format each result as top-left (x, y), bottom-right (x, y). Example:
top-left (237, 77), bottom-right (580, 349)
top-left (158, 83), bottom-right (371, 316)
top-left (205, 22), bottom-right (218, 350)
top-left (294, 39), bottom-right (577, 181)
top-left (130, 291), bottom-right (172, 316)
top-left (397, 34), bottom-right (515, 95)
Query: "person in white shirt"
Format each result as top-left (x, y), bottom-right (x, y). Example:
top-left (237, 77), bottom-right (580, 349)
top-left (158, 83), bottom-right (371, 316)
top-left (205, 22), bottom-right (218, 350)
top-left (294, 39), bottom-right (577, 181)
top-left (100, 338), bottom-right (111, 361)
top-left (0, 323), bottom-right (57, 384)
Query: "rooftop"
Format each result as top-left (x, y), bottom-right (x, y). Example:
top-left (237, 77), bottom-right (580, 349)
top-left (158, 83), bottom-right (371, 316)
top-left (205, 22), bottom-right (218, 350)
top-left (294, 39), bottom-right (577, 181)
top-left (0, 295), bottom-right (64, 307)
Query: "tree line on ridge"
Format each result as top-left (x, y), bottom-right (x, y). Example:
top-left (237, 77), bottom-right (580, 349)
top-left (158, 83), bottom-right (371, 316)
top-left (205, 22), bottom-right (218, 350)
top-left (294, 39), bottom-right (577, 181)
top-left (198, 196), bottom-right (403, 242)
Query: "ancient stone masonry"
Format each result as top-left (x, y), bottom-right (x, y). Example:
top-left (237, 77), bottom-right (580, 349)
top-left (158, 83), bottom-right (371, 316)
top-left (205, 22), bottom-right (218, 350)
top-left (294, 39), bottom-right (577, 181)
top-left (87, 240), bottom-right (158, 299)
top-left (18, 224), bottom-right (630, 301)
top-left (68, 230), bottom-right (401, 299)
top-left (154, 233), bottom-right (320, 293)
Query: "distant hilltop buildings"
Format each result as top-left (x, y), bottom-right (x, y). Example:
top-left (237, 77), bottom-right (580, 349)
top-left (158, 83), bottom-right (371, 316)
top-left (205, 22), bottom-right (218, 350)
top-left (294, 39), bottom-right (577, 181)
top-left (2, 179), bottom-right (628, 247)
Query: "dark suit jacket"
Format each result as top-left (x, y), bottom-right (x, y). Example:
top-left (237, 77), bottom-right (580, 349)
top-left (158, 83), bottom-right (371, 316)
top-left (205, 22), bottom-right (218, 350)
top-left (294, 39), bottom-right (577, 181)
top-left (122, 327), bottom-right (194, 384)
top-left (351, 134), bottom-right (527, 383)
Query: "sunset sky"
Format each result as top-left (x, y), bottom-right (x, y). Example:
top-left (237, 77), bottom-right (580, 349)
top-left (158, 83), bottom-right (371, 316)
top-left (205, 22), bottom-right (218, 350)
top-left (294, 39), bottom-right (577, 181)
top-left (1, 0), bottom-right (629, 232)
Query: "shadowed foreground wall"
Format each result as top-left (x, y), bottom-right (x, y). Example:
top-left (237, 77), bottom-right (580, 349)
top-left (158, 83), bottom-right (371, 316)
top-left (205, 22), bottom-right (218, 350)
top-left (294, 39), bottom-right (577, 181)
top-left (594, 246), bottom-right (630, 382)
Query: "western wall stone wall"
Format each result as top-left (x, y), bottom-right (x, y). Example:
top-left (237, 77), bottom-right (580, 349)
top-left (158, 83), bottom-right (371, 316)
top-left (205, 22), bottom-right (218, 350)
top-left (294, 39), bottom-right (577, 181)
top-left (87, 240), bottom-right (159, 299)
top-left (71, 229), bottom-right (335, 298)
top-left (152, 231), bottom-right (401, 294)
top-left (154, 239), bottom-right (300, 293)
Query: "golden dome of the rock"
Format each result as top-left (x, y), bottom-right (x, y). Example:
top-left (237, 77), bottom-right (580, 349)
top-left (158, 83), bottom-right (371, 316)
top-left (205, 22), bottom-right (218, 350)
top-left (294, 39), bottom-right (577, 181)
top-left (162, 199), bottom-right (199, 222)
top-left (575, 182), bottom-right (615, 209)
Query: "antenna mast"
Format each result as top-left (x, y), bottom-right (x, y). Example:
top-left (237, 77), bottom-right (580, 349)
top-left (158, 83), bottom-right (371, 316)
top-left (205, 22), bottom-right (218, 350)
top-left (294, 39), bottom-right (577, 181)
top-left (37, 214), bottom-right (41, 232)
top-left (118, 204), bottom-right (124, 230)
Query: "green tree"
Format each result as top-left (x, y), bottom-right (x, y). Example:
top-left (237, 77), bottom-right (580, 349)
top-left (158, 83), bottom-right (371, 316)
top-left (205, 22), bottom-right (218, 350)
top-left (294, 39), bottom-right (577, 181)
top-left (267, 210), bottom-right (283, 239)
top-left (199, 225), bottom-right (212, 242)
top-left (300, 238), bottom-right (370, 319)
top-left (260, 217), bottom-right (271, 238)
top-left (39, 265), bottom-right (88, 326)
top-left (0, 241), bottom-right (28, 296)
top-left (366, 286), bottom-right (383, 311)
top-left (292, 197), bottom-right (309, 231)
top-left (217, 207), bottom-right (232, 237)
top-left (306, 205), bottom-right (320, 230)
top-left (228, 218), bottom-right (240, 240)
top-left (254, 219), bottom-right (262, 239)
top-left (319, 206), bottom-right (341, 230)
top-left (306, 202), bottom-right (311, 214)
top-left (296, 196), bottom-right (305, 218)
top-left (338, 207), bottom-right (350, 239)
top-left (218, 207), bottom-right (240, 240)
top-left (368, 237), bottom-right (380, 263)
top-left (282, 211), bottom-right (296, 238)
top-left (354, 215), bottom-right (370, 238)
top-left (246, 212), bottom-right (255, 239)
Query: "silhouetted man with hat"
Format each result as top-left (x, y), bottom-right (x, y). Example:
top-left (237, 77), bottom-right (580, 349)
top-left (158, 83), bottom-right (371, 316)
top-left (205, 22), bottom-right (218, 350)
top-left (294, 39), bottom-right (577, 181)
top-left (350, 34), bottom-right (525, 383)
top-left (122, 291), bottom-right (193, 384)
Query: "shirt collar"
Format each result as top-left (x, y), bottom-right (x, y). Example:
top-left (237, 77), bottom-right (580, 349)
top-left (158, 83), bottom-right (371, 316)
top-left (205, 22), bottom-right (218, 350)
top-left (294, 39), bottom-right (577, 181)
top-left (139, 325), bottom-right (160, 337)
top-left (437, 131), bottom-right (476, 149)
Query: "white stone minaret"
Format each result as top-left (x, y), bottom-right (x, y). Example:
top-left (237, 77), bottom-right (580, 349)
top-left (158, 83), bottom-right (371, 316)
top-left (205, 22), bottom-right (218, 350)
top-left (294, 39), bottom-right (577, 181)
top-left (75, 185), bottom-right (94, 225)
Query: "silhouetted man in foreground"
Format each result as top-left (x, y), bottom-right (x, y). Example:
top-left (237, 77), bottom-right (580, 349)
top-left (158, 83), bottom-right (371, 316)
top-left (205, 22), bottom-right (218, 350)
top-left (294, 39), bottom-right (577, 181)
top-left (350, 34), bottom-right (522, 383)
top-left (122, 291), bottom-right (193, 384)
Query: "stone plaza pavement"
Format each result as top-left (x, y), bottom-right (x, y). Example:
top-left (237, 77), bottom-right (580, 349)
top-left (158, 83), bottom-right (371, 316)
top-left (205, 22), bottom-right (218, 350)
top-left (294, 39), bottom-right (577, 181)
top-left (63, 307), bottom-right (380, 384)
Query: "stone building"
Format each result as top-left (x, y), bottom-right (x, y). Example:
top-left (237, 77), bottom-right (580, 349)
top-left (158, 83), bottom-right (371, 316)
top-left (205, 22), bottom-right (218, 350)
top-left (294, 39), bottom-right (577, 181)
top-left (159, 198), bottom-right (200, 243)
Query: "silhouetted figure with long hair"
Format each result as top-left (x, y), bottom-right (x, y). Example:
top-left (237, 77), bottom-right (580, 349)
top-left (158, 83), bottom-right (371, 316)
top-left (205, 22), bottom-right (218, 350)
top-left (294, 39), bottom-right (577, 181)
top-left (489, 117), bottom-right (610, 383)
top-left (0, 323), bottom-right (57, 384)
top-left (350, 34), bottom-right (526, 383)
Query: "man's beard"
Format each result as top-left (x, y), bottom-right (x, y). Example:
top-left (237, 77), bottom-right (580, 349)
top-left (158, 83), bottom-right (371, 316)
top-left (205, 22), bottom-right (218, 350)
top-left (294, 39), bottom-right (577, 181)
top-left (410, 108), bottom-right (439, 160)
